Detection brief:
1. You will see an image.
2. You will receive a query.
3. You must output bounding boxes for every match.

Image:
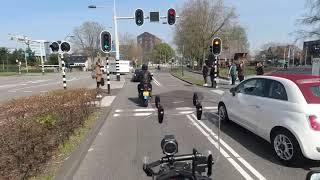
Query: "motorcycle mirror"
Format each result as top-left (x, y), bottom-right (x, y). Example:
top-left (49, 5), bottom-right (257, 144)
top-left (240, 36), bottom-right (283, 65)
top-left (306, 170), bottom-right (320, 180)
top-left (207, 154), bottom-right (213, 177)
top-left (196, 103), bottom-right (202, 120)
top-left (158, 105), bottom-right (164, 124)
top-left (155, 96), bottom-right (160, 109)
top-left (193, 93), bottom-right (198, 106)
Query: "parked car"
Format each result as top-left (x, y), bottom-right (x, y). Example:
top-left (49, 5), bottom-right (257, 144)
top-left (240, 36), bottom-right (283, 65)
top-left (132, 69), bottom-right (141, 82)
top-left (218, 73), bottom-right (320, 165)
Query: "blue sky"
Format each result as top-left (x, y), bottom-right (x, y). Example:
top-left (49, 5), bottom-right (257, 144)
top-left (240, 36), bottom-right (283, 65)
top-left (0, 0), bottom-right (307, 52)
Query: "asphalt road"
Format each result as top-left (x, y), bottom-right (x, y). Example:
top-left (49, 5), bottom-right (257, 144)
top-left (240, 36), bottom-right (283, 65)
top-left (71, 70), bottom-right (319, 180)
top-left (0, 72), bottom-right (119, 103)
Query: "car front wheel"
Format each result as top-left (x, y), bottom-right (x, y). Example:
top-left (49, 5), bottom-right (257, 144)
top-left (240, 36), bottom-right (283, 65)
top-left (271, 129), bottom-right (303, 166)
top-left (218, 103), bottom-right (229, 122)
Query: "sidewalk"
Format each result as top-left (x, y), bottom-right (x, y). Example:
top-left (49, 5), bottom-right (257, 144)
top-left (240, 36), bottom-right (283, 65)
top-left (177, 70), bottom-right (239, 88)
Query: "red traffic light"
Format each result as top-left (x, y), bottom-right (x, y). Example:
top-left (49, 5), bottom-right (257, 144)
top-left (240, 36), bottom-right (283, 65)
top-left (169, 9), bottom-right (175, 16)
top-left (167, 8), bottom-right (176, 25)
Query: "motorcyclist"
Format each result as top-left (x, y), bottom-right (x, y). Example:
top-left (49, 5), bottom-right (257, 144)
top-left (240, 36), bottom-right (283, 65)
top-left (138, 64), bottom-right (153, 96)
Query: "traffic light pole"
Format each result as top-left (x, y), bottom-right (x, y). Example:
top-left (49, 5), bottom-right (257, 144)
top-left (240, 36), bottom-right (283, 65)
top-left (61, 53), bottom-right (67, 90)
top-left (106, 56), bottom-right (111, 94)
top-left (213, 55), bottom-right (219, 88)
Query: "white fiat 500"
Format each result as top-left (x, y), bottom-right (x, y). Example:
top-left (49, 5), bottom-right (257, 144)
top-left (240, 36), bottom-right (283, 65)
top-left (218, 73), bottom-right (320, 165)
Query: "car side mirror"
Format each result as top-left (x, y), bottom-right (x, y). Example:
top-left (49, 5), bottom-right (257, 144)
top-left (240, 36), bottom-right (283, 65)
top-left (230, 87), bottom-right (236, 96)
top-left (306, 171), bottom-right (320, 180)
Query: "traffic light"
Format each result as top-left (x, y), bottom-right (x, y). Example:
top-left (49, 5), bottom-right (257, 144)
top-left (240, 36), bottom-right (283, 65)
top-left (135, 9), bottom-right (144, 26)
top-left (50, 42), bottom-right (59, 53)
top-left (100, 31), bottom-right (112, 53)
top-left (211, 38), bottom-right (222, 56)
top-left (167, 8), bottom-right (176, 25)
top-left (60, 41), bottom-right (71, 52)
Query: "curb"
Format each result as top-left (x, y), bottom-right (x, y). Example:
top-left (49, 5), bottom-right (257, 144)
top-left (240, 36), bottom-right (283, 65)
top-left (170, 73), bottom-right (194, 85)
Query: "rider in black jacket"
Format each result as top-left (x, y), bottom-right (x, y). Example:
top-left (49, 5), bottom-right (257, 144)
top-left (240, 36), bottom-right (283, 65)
top-left (138, 64), bottom-right (153, 96)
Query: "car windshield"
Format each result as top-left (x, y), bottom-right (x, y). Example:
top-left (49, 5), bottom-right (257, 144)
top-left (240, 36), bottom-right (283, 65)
top-left (1, 0), bottom-right (320, 180)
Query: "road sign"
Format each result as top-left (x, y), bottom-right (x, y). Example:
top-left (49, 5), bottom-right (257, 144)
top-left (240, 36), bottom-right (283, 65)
top-left (150, 12), bottom-right (160, 22)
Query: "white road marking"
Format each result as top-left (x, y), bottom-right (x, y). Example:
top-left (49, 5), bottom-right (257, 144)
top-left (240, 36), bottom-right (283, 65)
top-left (190, 114), bottom-right (266, 180)
top-left (88, 148), bottom-right (94, 152)
top-left (204, 106), bottom-right (218, 110)
top-left (176, 107), bottom-right (193, 111)
top-left (133, 108), bottom-right (156, 112)
top-left (186, 115), bottom-right (254, 180)
top-left (115, 109), bottom-right (123, 113)
top-left (179, 111), bottom-right (194, 114)
top-left (23, 91), bottom-right (32, 93)
top-left (134, 113), bottom-right (152, 116)
top-left (113, 114), bottom-right (120, 117)
top-left (101, 96), bottom-right (116, 107)
top-left (172, 101), bottom-right (184, 104)
top-left (152, 77), bottom-right (162, 86)
top-left (40, 90), bottom-right (48, 93)
top-left (211, 89), bottom-right (225, 95)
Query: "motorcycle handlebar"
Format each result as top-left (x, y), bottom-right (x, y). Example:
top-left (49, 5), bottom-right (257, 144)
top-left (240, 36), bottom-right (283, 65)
top-left (144, 152), bottom-right (207, 176)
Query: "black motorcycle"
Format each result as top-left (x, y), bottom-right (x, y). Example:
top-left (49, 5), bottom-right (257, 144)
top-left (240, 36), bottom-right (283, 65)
top-left (143, 135), bottom-right (213, 180)
top-left (143, 96), bottom-right (213, 180)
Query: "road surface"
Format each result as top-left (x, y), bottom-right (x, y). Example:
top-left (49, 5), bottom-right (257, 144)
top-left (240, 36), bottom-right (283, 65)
top-left (70, 70), bottom-right (318, 180)
top-left (0, 72), bottom-right (123, 103)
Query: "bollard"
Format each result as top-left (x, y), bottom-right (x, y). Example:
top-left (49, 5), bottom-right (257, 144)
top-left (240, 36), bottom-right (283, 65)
top-left (196, 102), bottom-right (202, 120)
top-left (62, 60), bottom-right (67, 89)
top-left (116, 59), bottom-right (120, 81)
top-left (193, 93), bottom-right (198, 106)
top-left (106, 57), bottom-right (111, 94)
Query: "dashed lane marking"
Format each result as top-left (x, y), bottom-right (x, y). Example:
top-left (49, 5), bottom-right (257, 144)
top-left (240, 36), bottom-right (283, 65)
top-left (133, 113), bottom-right (153, 117)
top-left (113, 114), bottom-right (120, 117)
top-left (210, 89), bottom-right (225, 95)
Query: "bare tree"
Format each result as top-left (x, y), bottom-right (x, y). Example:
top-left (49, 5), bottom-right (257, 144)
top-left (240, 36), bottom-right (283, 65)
top-left (174, 0), bottom-right (237, 68)
top-left (119, 33), bottom-right (142, 61)
top-left (72, 21), bottom-right (104, 64)
top-left (296, 0), bottom-right (320, 39)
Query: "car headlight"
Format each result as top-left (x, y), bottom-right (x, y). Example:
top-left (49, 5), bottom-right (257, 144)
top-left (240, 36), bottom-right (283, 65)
top-left (161, 135), bottom-right (178, 156)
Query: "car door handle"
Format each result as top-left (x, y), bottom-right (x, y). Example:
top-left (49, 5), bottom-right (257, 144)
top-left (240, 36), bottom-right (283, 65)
top-left (249, 105), bottom-right (260, 108)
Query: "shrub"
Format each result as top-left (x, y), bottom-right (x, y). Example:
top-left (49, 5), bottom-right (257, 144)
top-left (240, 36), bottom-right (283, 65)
top-left (0, 89), bottom-right (96, 179)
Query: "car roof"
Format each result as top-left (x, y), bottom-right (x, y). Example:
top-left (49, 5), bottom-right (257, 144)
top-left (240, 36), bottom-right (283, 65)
top-left (268, 73), bottom-right (320, 84)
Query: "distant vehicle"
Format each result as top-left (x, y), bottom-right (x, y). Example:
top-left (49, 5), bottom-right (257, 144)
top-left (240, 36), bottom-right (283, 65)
top-left (132, 69), bottom-right (141, 82)
top-left (218, 74), bottom-right (320, 165)
top-left (104, 60), bottom-right (131, 75)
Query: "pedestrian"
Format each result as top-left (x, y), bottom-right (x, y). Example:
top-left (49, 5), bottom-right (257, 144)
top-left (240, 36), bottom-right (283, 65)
top-left (237, 61), bottom-right (245, 82)
top-left (228, 61), bottom-right (237, 85)
top-left (95, 62), bottom-right (103, 98)
top-left (210, 65), bottom-right (216, 88)
top-left (256, 62), bottom-right (264, 75)
top-left (202, 63), bottom-right (209, 86)
top-left (284, 62), bottom-right (288, 70)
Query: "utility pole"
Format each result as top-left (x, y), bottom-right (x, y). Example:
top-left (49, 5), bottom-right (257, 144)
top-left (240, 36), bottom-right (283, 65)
top-left (113, 0), bottom-right (120, 81)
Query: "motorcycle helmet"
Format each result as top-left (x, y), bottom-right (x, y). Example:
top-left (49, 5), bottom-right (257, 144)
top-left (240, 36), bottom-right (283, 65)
top-left (142, 64), bottom-right (148, 70)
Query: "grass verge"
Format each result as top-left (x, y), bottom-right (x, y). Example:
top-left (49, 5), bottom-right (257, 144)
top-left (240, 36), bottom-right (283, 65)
top-left (171, 69), bottom-right (204, 86)
top-left (28, 111), bottom-right (100, 180)
top-left (0, 72), bottom-right (18, 76)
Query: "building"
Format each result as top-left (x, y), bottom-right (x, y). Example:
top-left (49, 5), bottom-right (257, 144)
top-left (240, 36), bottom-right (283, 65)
top-left (29, 40), bottom-right (51, 62)
top-left (303, 40), bottom-right (320, 65)
top-left (137, 32), bottom-right (161, 59)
